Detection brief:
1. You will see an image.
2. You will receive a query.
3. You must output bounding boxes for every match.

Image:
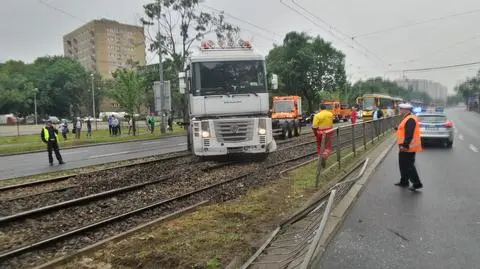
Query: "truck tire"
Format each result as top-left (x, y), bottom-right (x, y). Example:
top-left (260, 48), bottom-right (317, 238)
top-left (293, 122), bottom-right (300, 137)
top-left (287, 122), bottom-right (293, 138)
top-left (281, 127), bottom-right (287, 140)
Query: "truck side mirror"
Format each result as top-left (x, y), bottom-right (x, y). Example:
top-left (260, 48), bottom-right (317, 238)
top-left (178, 72), bottom-right (186, 94)
top-left (271, 74), bottom-right (278, 90)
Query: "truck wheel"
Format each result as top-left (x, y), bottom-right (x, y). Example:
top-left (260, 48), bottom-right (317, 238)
top-left (281, 127), bottom-right (287, 140)
top-left (287, 123), bottom-right (293, 138)
top-left (293, 122), bottom-right (300, 137)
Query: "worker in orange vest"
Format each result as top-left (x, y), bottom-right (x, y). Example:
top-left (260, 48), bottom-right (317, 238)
top-left (395, 103), bottom-right (423, 191)
top-left (351, 106), bottom-right (357, 125)
top-left (312, 104), bottom-right (334, 168)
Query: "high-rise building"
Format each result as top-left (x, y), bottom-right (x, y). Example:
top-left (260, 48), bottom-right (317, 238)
top-left (394, 79), bottom-right (448, 102)
top-left (63, 18), bottom-right (146, 112)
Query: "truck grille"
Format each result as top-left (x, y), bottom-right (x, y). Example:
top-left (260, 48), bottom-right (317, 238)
top-left (214, 120), bottom-right (254, 142)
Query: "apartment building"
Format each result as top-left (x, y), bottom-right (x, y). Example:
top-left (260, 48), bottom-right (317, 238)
top-left (395, 79), bottom-right (448, 101)
top-left (63, 18), bottom-right (146, 112)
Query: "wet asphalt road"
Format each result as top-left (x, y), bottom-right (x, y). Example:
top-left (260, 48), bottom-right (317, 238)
top-left (317, 107), bottom-right (480, 269)
top-left (0, 136), bottom-right (187, 180)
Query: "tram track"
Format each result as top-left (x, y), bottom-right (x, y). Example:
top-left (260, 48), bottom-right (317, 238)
top-left (0, 126), bottom-right (370, 268)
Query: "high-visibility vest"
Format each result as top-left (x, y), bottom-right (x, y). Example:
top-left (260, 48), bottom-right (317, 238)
top-left (43, 127), bottom-right (58, 141)
top-left (397, 114), bottom-right (422, 152)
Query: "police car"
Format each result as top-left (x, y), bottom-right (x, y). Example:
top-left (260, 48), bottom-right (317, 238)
top-left (416, 108), bottom-right (454, 148)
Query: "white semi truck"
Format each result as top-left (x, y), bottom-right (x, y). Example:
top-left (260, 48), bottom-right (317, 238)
top-left (178, 40), bottom-right (278, 159)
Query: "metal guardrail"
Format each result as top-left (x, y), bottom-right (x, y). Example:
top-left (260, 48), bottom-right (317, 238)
top-left (315, 116), bottom-right (401, 187)
top-left (241, 116), bottom-right (402, 269)
top-left (241, 158), bottom-right (370, 269)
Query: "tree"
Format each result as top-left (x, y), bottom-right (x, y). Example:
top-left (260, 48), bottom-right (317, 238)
top-left (0, 57), bottom-right (92, 118)
top-left (266, 32), bottom-right (346, 113)
top-left (107, 69), bottom-right (147, 135)
top-left (141, 0), bottom-right (239, 119)
top-left (455, 71), bottom-right (480, 105)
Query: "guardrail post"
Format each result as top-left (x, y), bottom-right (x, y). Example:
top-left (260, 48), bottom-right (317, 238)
top-left (336, 128), bottom-right (341, 168)
top-left (362, 122), bottom-right (367, 150)
top-left (351, 124), bottom-right (356, 156)
top-left (371, 121), bottom-right (375, 145)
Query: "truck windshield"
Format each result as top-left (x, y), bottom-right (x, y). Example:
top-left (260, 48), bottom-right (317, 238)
top-left (273, 101), bottom-right (294, 112)
top-left (321, 104), bottom-right (333, 110)
top-left (192, 60), bottom-right (266, 96)
top-left (363, 97), bottom-right (376, 110)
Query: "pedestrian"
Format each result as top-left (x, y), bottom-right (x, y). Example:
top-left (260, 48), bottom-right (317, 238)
top-left (149, 113), bottom-right (155, 134)
top-left (60, 120), bottom-right (69, 140)
top-left (167, 114), bottom-right (173, 131)
top-left (372, 106), bottom-right (384, 135)
top-left (40, 120), bottom-right (65, 166)
top-left (128, 116), bottom-right (133, 135)
top-left (74, 117), bottom-right (82, 139)
top-left (86, 117), bottom-right (92, 138)
top-left (111, 115), bottom-right (119, 136)
top-left (394, 103), bottom-right (423, 191)
top-left (312, 104), bottom-right (334, 168)
top-left (387, 106), bottom-right (394, 118)
top-left (351, 107), bottom-right (357, 125)
top-left (108, 115), bottom-right (113, 136)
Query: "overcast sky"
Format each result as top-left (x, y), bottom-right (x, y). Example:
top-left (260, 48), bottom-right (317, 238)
top-left (2, 0), bottom-right (480, 93)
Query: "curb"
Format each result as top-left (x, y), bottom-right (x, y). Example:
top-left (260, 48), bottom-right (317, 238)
top-left (0, 133), bottom-right (186, 157)
top-left (310, 135), bottom-right (396, 268)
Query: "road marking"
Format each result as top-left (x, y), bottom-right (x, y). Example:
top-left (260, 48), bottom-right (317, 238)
top-left (469, 144), bottom-right (478, 153)
top-left (177, 143), bottom-right (187, 146)
top-left (89, 151), bottom-right (131, 158)
top-left (142, 141), bottom-right (159, 145)
top-left (454, 128), bottom-right (458, 133)
top-left (62, 150), bottom-right (88, 155)
top-left (459, 134), bottom-right (464, 141)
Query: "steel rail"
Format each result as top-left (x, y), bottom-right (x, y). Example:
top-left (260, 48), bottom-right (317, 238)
top-left (0, 152), bottom-right (191, 193)
top-left (0, 149), bottom-right (322, 262)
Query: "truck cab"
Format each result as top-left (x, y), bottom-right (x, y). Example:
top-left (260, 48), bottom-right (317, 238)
top-left (271, 96), bottom-right (302, 139)
top-left (320, 100), bottom-right (351, 123)
top-left (178, 40), bottom-right (278, 158)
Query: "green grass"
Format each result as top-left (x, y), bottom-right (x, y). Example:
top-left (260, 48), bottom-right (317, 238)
top-left (0, 125), bottom-right (185, 155)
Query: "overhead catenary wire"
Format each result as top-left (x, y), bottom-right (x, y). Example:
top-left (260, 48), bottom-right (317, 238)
top-left (353, 7), bottom-right (480, 39)
top-left (280, 0), bottom-right (389, 72)
top-left (38, 0), bottom-right (88, 23)
top-left (201, 4), bottom-right (281, 43)
top-left (290, 0), bottom-right (388, 67)
top-left (400, 60), bottom-right (480, 72)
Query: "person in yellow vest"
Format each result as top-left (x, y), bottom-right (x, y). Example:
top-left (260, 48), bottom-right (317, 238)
top-left (395, 103), bottom-right (423, 191)
top-left (41, 120), bottom-right (65, 166)
top-left (312, 104), bottom-right (334, 168)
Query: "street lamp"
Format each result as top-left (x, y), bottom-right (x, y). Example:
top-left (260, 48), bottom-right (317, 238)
top-left (90, 73), bottom-right (97, 130)
top-left (33, 88), bottom-right (38, 125)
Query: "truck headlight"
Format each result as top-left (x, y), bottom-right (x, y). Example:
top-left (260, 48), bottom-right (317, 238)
top-left (258, 118), bottom-right (267, 135)
top-left (201, 121), bottom-right (210, 138)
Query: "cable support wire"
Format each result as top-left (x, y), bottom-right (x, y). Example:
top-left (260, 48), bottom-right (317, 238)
top-left (281, 0), bottom-right (389, 70)
top-left (353, 7), bottom-right (480, 39)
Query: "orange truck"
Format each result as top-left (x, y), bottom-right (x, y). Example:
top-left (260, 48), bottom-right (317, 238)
top-left (320, 100), bottom-right (352, 123)
top-left (271, 96), bottom-right (302, 139)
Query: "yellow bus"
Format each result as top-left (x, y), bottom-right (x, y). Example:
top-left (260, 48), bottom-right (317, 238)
top-left (356, 94), bottom-right (404, 120)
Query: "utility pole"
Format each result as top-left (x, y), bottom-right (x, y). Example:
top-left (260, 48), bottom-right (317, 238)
top-left (158, 0), bottom-right (166, 134)
top-left (33, 88), bottom-right (38, 125)
top-left (90, 73), bottom-right (97, 130)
